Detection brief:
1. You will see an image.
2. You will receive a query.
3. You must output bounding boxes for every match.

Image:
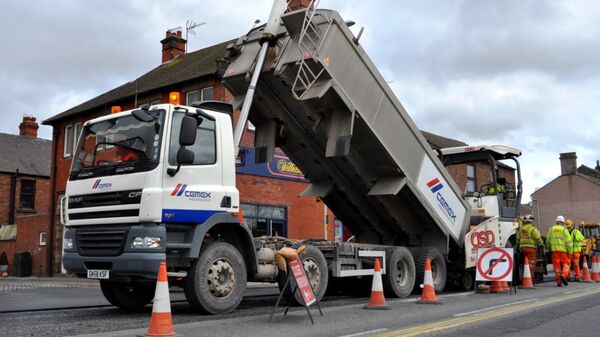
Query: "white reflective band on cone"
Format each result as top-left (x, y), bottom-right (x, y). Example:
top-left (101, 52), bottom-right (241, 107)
top-left (152, 281), bottom-right (171, 313)
top-left (423, 269), bottom-right (434, 286)
top-left (371, 271), bottom-right (383, 292)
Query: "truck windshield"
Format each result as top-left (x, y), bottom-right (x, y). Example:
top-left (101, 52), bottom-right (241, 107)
top-left (70, 109), bottom-right (165, 180)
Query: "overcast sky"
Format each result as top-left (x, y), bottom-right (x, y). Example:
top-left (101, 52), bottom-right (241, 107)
top-left (1, 0), bottom-right (599, 202)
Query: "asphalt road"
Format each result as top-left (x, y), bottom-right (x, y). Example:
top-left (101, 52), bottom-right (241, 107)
top-left (2, 278), bottom-right (599, 337)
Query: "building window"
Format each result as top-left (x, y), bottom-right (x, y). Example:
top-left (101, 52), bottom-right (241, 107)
top-left (73, 123), bottom-right (82, 154)
top-left (64, 124), bottom-right (73, 157)
top-left (186, 90), bottom-right (199, 105)
top-left (20, 179), bottom-right (36, 210)
top-left (39, 232), bottom-right (47, 246)
top-left (241, 203), bottom-right (287, 237)
top-left (467, 164), bottom-right (476, 194)
top-left (201, 86), bottom-right (213, 101)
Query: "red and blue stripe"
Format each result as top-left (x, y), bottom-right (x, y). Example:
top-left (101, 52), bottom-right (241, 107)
top-left (426, 178), bottom-right (444, 193)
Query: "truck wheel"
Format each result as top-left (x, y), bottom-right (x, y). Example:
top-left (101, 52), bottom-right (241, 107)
top-left (184, 241), bottom-right (247, 314)
top-left (99, 280), bottom-right (154, 310)
top-left (413, 247), bottom-right (447, 293)
top-left (382, 247), bottom-right (416, 298)
top-left (459, 270), bottom-right (475, 290)
top-left (277, 245), bottom-right (329, 305)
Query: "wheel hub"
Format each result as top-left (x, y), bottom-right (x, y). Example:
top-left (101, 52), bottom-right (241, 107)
top-left (395, 260), bottom-right (409, 287)
top-left (303, 259), bottom-right (321, 290)
top-left (207, 259), bottom-right (235, 298)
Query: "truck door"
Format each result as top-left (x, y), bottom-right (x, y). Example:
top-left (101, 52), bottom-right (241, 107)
top-left (162, 111), bottom-right (227, 224)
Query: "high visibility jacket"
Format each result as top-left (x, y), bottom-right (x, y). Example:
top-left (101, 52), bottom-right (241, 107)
top-left (570, 228), bottom-right (585, 253)
top-left (516, 224), bottom-right (543, 249)
top-left (487, 183), bottom-right (506, 195)
top-left (546, 224), bottom-right (573, 255)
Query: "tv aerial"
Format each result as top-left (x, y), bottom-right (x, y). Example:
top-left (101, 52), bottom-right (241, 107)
top-left (185, 20), bottom-right (206, 53)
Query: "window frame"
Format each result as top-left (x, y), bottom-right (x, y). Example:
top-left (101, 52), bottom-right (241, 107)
top-left (63, 124), bottom-right (73, 157)
top-left (19, 179), bottom-right (36, 210)
top-left (186, 90), bottom-right (199, 105)
top-left (201, 86), bottom-right (213, 101)
top-left (168, 112), bottom-right (218, 166)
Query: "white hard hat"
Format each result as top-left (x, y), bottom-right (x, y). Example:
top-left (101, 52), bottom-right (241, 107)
top-left (556, 215), bottom-right (565, 223)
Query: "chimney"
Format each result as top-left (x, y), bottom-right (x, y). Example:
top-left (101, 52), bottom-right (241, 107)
top-left (559, 152), bottom-right (577, 175)
top-left (596, 160), bottom-right (600, 171)
top-left (19, 116), bottom-right (39, 138)
top-left (288, 0), bottom-right (313, 11)
top-left (160, 28), bottom-right (186, 64)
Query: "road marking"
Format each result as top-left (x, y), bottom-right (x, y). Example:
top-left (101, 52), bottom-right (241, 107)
top-left (340, 328), bottom-right (389, 337)
top-left (452, 298), bottom-right (538, 317)
top-left (374, 286), bottom-right (600, 337)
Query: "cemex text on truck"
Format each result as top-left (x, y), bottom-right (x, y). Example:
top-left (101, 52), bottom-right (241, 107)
top-left (61, 0), bottom-right (524, 314)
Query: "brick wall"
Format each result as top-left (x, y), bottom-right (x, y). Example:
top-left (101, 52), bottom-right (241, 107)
top-left (0, 172), bottom-right (51, 276)
top-left (532, 175), bottom-right (600, 234)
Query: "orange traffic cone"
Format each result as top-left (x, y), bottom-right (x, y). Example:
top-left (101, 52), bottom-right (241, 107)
top-left (145, 261), bottom-right (177, 337)
top-left (593, 256), bottom-right (600, 282)
top-left (490, 281), bottom-right (507, 293)
top-left (519, 256), bottom-right (534, 289)
top-left (364, 258), bottom-right (390, 310)
top-left (417, 258), bottom-right (440, 304)
top-left (581, 256), bottom-right (593, 283)
top-left (501, 281), bottom-right (510, 291)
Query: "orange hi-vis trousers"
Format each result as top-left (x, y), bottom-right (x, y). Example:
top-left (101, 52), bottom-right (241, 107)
top-left (572, 252), bottom-right (581, 280)
top-left (520, 247), bottom-right (537, 280)
top-left (552, 251), bottom-right (571, 285)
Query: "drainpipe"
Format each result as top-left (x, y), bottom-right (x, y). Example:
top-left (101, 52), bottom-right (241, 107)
top-left (9, 169), bottom-right (18, 224)
top-left (46, 126), bottom-right (60, 277)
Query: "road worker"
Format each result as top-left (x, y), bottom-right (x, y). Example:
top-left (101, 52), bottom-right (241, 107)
top-left (545, 215), bottom-right (573, 286)
top-left (516, 215), bottom-right (543, 281)
top-left (566, 219), bottom-right (585, 281)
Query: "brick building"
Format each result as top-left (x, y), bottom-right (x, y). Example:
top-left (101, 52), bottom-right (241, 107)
top-left (531, 152), bottom-right (600, 234)
top-left (42, 29), bottom-right (515, 274)
top-left (0, 117), bottom-right (52, 276)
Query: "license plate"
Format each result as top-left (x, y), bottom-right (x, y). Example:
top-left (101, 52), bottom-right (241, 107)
top-left (87, 269), bottom-right (110, 279)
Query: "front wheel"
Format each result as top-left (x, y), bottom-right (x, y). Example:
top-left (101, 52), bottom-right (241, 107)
top-left (184, 241), bottom-right (247, 315)
top-left (99, 280), bottom-right (154, 310)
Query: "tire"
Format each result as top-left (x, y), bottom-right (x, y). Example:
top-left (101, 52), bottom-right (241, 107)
top-left (99, 280), bottom-right (154, 310)
top-left (277, 245), bottom-right (329, 306)
top-left (459, 270), bottom-right (475, 291)
top-left (184, 241), bottom-right (247, 315)
top-left (382, 247), bottom-right (416, 298)
top-left (413, 247), bottom-right (447, 293)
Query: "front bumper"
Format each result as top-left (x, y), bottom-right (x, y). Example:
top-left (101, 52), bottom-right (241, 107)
top-left (63, 251), bottom-right (165, 279)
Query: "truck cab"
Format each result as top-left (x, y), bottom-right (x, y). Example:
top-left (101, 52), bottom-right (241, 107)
top-left (62, 103), bottom-right (257, 313)
top-left (438, 145), bottom-right (523, 270)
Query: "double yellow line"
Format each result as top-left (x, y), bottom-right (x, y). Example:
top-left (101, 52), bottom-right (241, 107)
top-left (375, 287), bottom-right (600, 337)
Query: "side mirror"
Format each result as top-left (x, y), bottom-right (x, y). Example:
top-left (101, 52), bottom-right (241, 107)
top-left (179, 116), bottom-right (198, 146)
top-left (176, 148), bottom-right (194, 165)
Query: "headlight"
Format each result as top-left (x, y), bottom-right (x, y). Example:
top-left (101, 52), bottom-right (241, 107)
top-left (132, 236), bottom-right (162, 248)
top-left (64, 238), bottom-right (74, 249)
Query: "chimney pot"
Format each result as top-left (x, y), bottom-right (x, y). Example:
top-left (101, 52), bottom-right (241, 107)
top-left (19, 116), bottom-right (39, 138)
top-left (559, 152), bottom-right (577, 175)
top-left (288, 0), bottom-right (313, 11)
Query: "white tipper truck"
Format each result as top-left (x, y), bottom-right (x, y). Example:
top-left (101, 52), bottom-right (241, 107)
top-left (61, 1), bottom-right (523, 314)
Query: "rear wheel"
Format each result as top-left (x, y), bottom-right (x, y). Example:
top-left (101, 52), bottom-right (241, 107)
top-left (277, 245), bottom-right (329, 305)
top-left (99, 280), bottom-right (154, 310)
top-left (413, 247), bottom-right (447, 293)
top-left (184, 241), bottom-right (247, 314)
top-left (459, 270), bottom-right (475, 290)
top-left (382, 247), bottom-right (416, 298)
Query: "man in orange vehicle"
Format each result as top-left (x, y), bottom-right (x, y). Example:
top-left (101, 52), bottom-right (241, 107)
top-left (545, 215), bottom-right (573, 287)
top-left (516, 215), bottom-right (543, 281)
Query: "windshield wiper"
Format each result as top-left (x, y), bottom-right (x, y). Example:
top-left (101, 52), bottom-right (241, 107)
top-left (111, 158), bottom-right (157, 175)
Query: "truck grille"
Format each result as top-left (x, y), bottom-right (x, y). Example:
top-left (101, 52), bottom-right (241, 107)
top-left (70, 209), bottom-right (139, 220)
top-left (69, 190), bottom-right (142, 209)
top-left (75, 225), bottom-right (130, 256)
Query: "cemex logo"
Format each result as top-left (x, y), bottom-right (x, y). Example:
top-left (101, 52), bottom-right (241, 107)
top-left (170, 183), bottom-right (211, 200)
top-left (92, 179), bottom-right (112, 190)
top-left (426, 178), bottom-right (457, 222)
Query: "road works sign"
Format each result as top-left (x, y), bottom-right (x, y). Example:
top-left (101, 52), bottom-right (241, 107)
top-left (475, 247), bottom-right (513, 282)
top-left (289, 258), bottom-right (316, 306)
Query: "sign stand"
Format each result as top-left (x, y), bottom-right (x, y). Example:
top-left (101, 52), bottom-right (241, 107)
top-left (268, 259), bottom-right (323, 324)
top-left (475, 247), bottom-right (515, 295)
